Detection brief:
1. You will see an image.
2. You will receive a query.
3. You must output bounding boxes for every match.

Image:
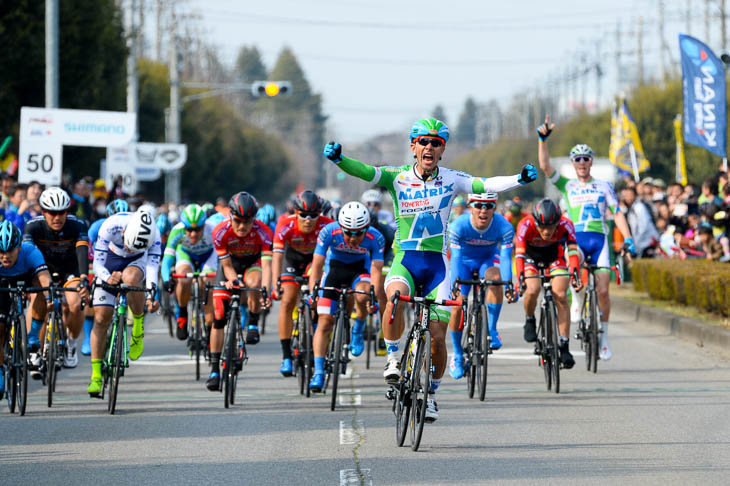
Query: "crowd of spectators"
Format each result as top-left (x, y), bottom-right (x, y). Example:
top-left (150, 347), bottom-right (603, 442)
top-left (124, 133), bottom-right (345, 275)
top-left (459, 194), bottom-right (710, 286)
top-left (617, 170), bottom-right (730, 262)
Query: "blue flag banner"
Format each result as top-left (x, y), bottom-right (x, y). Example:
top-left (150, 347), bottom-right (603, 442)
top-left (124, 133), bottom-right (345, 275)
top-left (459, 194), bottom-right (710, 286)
top-left (679, 34), bottom-right (727, 158)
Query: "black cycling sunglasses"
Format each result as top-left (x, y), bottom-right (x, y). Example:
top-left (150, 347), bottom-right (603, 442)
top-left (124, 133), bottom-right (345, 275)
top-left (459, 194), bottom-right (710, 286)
top-left (416, 137), bottom-right (443, 148)
top-left (231, 216), bottom-right (254, 225)
top-left (43, 209), bottom-right (67, 216)
top-left (572, 156), bottom-right (592, 163)
top-left (471, 202), bottom-right (496, 210)
top-left (343, 228), bottom-right (367, 237)
top-left (185, 226), bottom-right (203, 233)
top-left (297, 212), bottom-right (319, 220)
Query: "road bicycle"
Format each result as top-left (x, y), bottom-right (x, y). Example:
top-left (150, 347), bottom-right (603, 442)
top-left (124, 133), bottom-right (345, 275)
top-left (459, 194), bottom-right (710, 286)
top-left (316, 284), bottom-right (374, 411)
top-left (219, 282), bottom-right (266, 409)
top-left (93, 281), bottom-right (149, 414)
top-left (386, 288), bottom-right (460, 451)
top-left (1, 284), bottom-right (32, 415)
top-left (159, 276), bottom-right (175, 338)
top-left (453, 272), bottom-right (513, 401)
top-left (172, 271), bottom-right (215, 381)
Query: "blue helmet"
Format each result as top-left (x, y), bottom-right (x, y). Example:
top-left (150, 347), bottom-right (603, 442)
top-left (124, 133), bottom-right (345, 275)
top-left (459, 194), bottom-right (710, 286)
top-left (410, 117), bottom-right (449, 143)
top-left (155, 213), bottom-right (171, 235)
top-left (256, 203), bottom-right (276, 227)
top-left (0, 220), bottom-right (22, 252)
top-left (106, 199), bottom-right (129, 216)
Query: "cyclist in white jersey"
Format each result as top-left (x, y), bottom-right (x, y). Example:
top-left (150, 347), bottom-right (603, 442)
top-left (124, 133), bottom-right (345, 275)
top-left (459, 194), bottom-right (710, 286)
top-left (537, 115), bottom-right (634, 361)
top-left (324, 117), bottom-right (538, 421)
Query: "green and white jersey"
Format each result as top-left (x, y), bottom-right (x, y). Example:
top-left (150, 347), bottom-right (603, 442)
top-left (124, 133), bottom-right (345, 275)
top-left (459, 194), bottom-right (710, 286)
top-left (336, 156), bottom-right (521, 254)
top-left (549, 171), bottom-right (618, 234)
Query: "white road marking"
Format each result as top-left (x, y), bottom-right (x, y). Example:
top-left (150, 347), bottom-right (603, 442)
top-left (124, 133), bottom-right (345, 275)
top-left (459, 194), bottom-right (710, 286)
top-left (344, 366), bottom-right (354, 378)
top-left (339, 420), bottom-right (364, 445)
top-left (338, 389), bottom-right (362, 406)
top-left (490, 347), bottom-right (585, 360)
top-left (340, 469), bottom-right (372, 486)
top-left (135, 354), bottom-right (193, 366)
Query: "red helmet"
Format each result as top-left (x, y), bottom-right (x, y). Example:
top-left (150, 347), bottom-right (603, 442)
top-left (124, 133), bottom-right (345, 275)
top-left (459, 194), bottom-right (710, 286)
top-left (228, 191), bottom-right (258, 219)
top-left (294, 190), bottom-right (323, 213)
top-left (532, 198), bottom-right (561, 226)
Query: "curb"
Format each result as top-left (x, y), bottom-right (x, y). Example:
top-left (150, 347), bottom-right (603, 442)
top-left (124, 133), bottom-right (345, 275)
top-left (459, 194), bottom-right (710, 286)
top-left (613, 296), bottom-right (730, 356)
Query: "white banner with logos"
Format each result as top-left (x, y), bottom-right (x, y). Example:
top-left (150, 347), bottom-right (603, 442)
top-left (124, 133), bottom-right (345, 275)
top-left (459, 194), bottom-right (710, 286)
top-left (18, 141), bottom-right (62, 186)
top-left (105, 146), bottom-right (139, 194)
top-left (19, 106), bottom-right (137, 185)
top-left (132, 142), bottom-right (187, 171)
top-left (20, 107), bottom-right (136, 147)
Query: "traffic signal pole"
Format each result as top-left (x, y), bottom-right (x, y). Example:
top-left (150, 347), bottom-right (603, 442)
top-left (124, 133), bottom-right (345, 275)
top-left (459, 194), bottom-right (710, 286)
top-left (165, 14), bottom-right (181, 204)
top-left (46, 0), bottom-right (59, 108)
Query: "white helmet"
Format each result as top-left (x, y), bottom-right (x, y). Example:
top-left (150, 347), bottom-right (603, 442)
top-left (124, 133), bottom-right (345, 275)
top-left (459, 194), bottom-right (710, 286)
top-left (39, 187), bottom-right (71, 211)
top-left (338, 201), bottom-right (370, 230)
top-left (468, 192), bottom-right (498, 204)
top-left (124, 208), bottom-right (156, 252)
top-left (361, 189), bottom-right (383, 205)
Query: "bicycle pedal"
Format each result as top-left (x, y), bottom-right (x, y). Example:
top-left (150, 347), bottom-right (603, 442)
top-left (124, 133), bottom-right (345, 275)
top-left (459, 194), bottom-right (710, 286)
top-left (385, 388), bottom-right (396, 400)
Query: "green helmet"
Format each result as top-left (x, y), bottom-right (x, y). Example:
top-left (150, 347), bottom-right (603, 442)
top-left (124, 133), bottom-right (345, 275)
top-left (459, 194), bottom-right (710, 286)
top-left (410, 117), bottom-right (450, 143)
top-left (180, 203), bottom-right (207, 229)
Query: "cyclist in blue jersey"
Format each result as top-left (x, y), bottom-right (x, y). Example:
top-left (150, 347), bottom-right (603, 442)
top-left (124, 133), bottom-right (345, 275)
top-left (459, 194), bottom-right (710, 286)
top-left (0, 221), bottom-right (53, 399)
top-left (256, 203), bottom-right (277, 234)
top-left (82, 199), bottom-right (129, 355)
top-left (307, 202), bottom-right (385, 392)
top-left (447, 193), bottom-right (517, 379)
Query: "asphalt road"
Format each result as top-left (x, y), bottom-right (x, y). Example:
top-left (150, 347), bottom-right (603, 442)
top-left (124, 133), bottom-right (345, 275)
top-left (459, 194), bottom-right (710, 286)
top-left (1, 301), bottom-right (729, 485)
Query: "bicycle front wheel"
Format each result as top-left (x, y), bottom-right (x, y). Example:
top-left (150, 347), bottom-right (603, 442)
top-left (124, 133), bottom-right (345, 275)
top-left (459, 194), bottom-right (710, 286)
top-left (539, 309), bottom-right (552, 391)
top-left (293, 315), bottom-right (305, 396)
top-left (4, 332), bottom-right (14, 412)
top-left (194, 305), bottom-right (203, 381)
top-left (478, 304), bottom-right (489, 401)
top-left (223, 310), bottom-right (237, 409)
top-left (108, 315), bottom-right (125, 414)
top-left (365, 314), bottom-right (372, 370)
top-left (410, 328), bottom-right (431, 451)
top-left (162, 291), bottom-right (174, 338)
top-left (330, 311), bottom-right (345, 411)
top-left (588, 290), bottom-right (599, 374)
top-left (395, 339), bottom-right (412, 447)
top-left (304, 308), bottom-right (313, 398)
top-left (463, 318), bottom-right (475, 399)
top-left (548, 301), bottom-right (560, 394)
top-left (46, 314), bottom-right (58, 408)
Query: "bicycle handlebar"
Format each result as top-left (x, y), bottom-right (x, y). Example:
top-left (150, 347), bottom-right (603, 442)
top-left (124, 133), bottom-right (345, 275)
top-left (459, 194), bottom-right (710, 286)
top-left (172, 272), bottom-right (217, 279)
top-left (388, 290), bottom-right (460, 325)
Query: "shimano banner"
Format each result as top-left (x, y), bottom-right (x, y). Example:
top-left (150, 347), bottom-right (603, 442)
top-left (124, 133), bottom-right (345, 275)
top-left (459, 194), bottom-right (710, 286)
top-left (679, 34), bottom-right (727, 158)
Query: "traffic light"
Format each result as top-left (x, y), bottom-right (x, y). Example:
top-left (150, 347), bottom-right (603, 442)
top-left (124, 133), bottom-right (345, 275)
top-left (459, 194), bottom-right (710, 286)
top-left (251, 81), bottom-right (292, 97)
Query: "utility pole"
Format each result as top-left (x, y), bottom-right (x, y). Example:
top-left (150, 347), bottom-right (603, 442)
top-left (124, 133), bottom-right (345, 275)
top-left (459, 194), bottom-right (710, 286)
top-left (155, 0), bottom-right (164, 62)
top-left (616, 21), bottom-right (622, 93)
top-left (166, 11), bottom-right (181, 204)
top-left (687, 0), bottom-right (692, 34)
top-left (658, 0), bottom-right (667, 82)
top-left (721, 0), bottom-right (727, 50)
top-left (637, 17), bottom-right (644, 86)
top-left (125, 0), bottom-right (139, 138)
top-left (138, 0), bottom-right (145, 59)
top-left (706, 0), bottom-right (712, 44)
top-left (45, 0), bottom-right (59, 108)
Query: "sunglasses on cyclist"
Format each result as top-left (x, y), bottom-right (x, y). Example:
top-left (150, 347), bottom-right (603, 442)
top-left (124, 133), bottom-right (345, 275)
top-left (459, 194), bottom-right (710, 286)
top-left (343, 228), bottom-right (367, 237)
top-left (416, 137), bottom-right (443, 148)
top-left (185, 226), bottom-right (203, 233)
top-left (471, 201), bottom-right (496, 210)
top-left (297, 212), bottom-right (319, 220)
top-left (572, 156), bottom-right (592, 163)
top-left (43, 209), bottom-right (67, 216)
top-left (231, 216), bottom-right (254, 225)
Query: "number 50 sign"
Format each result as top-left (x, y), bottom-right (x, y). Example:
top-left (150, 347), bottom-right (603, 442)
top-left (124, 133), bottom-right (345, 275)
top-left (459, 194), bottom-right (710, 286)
top-left (18, 141), bottom-right (62, 185)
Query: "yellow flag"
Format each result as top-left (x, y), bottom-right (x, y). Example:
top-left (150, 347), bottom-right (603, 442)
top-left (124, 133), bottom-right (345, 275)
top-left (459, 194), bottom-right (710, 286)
top-left (609, 99), bottom-right (650, 174)
top-left (673, 115), bottom-right (688, 186)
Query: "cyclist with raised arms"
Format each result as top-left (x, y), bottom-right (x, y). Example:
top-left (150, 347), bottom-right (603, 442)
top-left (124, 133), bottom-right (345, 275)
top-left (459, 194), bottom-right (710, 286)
top-left (82, 198), bottom-right (128, 356)
top-left (516, 198), bottom-right (582, 368)
top-left (88, 207), bottom-right (162, 396)
top-left (324, 117), bottom-right (537, 421)
top-left (447, 192), bottom-right (517, 379)
top-left (24, 187), bottom-right (90, 371)
top-left (537, 115), bottom-right (634, 360)
top-left (161, 204), bottom-right (217, 341)
top-left (271, 190), bottom-right (333, 377)
top-left (0, 221), bottom-right (53, 400)
top-left (307, 201), bottom-right (385, 392)
top-left (206, 192), bottom-right (272, 392)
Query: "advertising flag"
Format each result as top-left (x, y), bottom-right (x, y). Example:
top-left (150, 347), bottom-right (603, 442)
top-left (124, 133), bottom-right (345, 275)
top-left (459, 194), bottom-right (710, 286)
top-left (609, 98), bottom-right (651, 177)
top-left (679, 34), bottom-right (727, 158)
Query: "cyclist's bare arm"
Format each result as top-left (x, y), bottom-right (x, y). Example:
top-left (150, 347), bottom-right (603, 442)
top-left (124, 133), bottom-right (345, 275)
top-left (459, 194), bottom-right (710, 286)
top-left (537, 114), bottom-right (556, 178)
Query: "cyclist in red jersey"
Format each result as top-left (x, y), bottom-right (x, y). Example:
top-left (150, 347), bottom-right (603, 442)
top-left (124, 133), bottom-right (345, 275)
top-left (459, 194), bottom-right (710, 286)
top-left (205, 192), bottom-right (272, 392)
top-left (271, 190), bottom-right (333, 376)
top-left (515, 198), bottom-right (582, 368)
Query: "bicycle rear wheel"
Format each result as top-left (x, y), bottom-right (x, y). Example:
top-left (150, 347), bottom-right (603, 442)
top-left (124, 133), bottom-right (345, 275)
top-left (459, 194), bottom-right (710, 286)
top-left (46, 314), bottom-right (57, 408)
top-left (548, 302), bottom-right (560, 394)
top-left (410, 328), bottom-right (431, 451)
top-left (108, 315), bottom-right (125, 414)
top-left (478, 304), bottom-right (489, 401)
top-left (330, 311), bottom-right (345, 411)
top-left (260, 307), bottom-right (267, 335)
top-left (223, 309), bottom-right (237, 409)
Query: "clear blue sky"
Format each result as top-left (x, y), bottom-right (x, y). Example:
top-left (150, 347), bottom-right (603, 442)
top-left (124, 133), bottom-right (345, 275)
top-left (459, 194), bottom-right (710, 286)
top-left (189, 0), bottom-right (724, 142)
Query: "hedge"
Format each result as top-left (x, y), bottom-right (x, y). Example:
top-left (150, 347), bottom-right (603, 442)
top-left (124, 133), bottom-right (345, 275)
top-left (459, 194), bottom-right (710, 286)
top-left (631, 260), bottom-right (730, 317)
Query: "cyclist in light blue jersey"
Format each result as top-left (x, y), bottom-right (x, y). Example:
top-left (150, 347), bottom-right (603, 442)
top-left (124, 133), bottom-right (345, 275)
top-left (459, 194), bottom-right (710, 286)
top-left (447, 192), bottom-right (517, 379)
